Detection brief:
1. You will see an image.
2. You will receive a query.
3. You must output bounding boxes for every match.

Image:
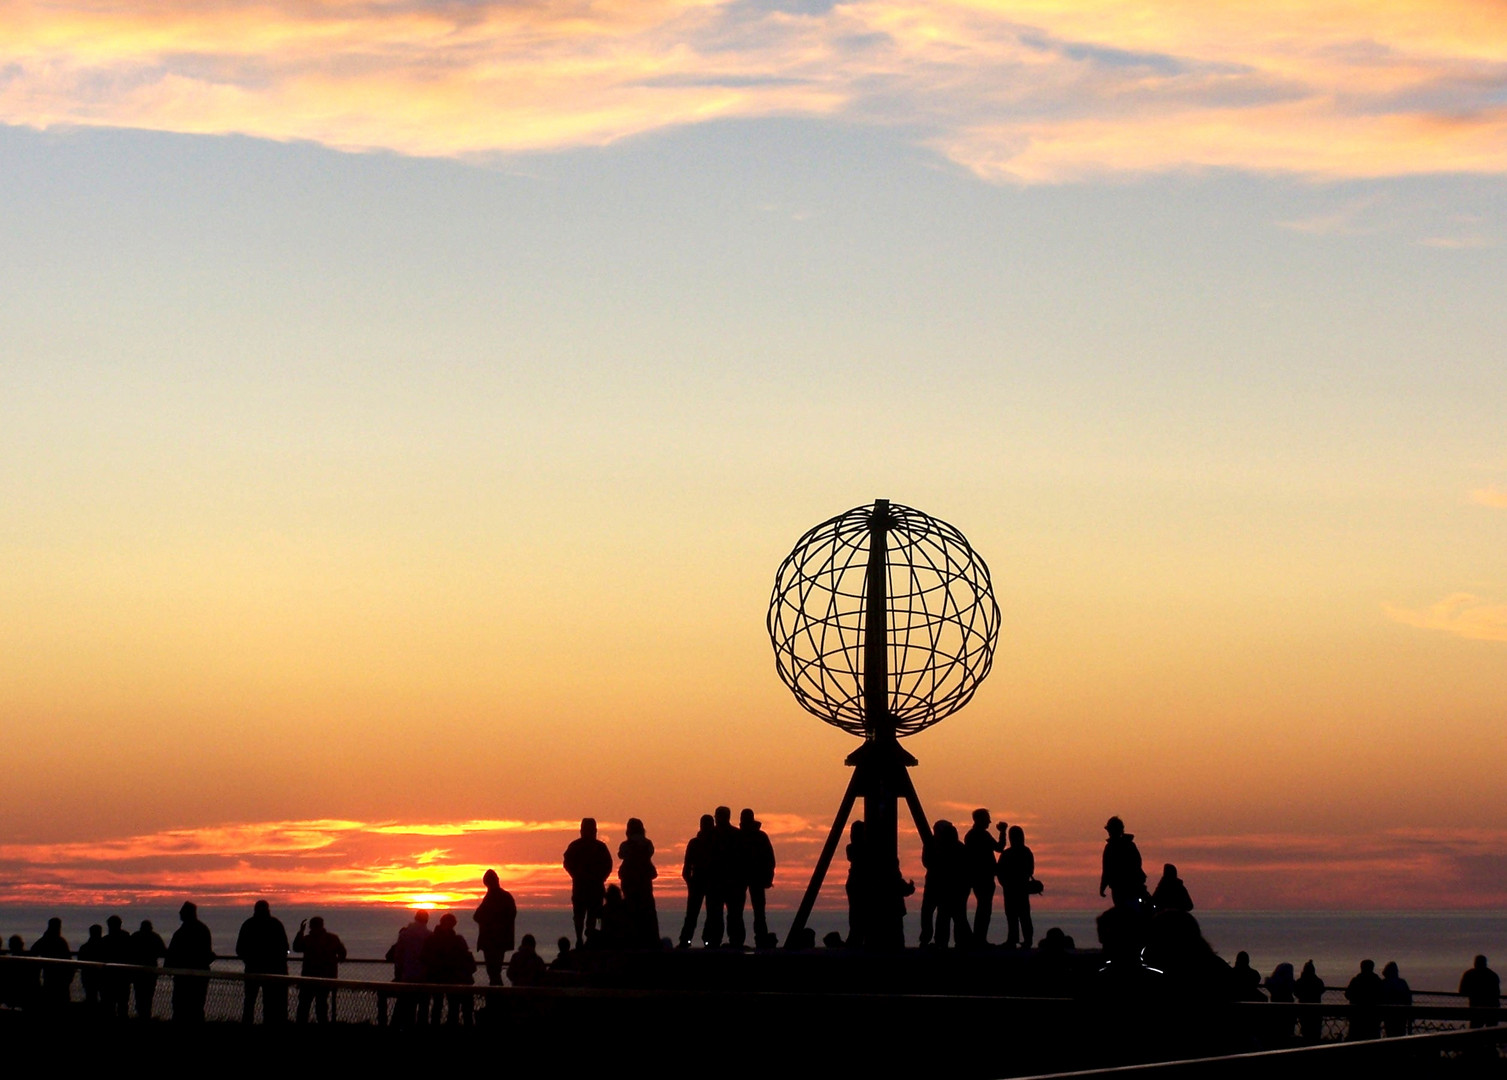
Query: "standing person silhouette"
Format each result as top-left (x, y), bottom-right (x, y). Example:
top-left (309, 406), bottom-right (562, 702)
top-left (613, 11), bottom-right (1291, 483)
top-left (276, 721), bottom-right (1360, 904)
top-left (844, 820), bottom-right (868, 948)
top-left (1380, 961), bottom-right (1411, 1037)
top-left (101, 914), bottom-right (134, 1018)
top-left (129, 919), bottom-right (167, 1020)
top-left (420, 913), bottom-right (476, 1026)
top-left (998, 825), bottom-right (1036, 949)
top-left (385, 909), bottom-right (431, 1028)
top-left (1294, 960), bottom-right (1325, 1043)
top-left (739, 809), bottom-right (776, 948)
top-left (236, 899), bottom-right (290, 1025)
top-left (963, 809), bottom-right (1001, 946)
top-left (919, 820), bottom-right (970, 949)
top-left (1460, 955), bottom-right (1501, 1027)
top-left (678, 814), bottom-right (717, 948)
top-left (165, 902), bottom-right (214, 1023)
top-left (292, 916), bottom-right (347, 1023)
top-left (30, 918), bottom-right (73, 1012)
top-left (562, 818), bottom-right (613, 948)
top-left (1345, 958), bottom-right (1383, 1040)
top-left (713, 806), bottom-right (746, 948)
top-left (1099, 817), bottom-right (1147, 910)
top-left (473, 869), bottom-right (518, 984)
top-left (617, 818), bottom-right (660, 947)
top-left (77, 923), bottom-right (106, 1010)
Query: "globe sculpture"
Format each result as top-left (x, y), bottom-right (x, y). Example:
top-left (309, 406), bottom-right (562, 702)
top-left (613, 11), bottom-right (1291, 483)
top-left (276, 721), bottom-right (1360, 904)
top-left (769, 499), bottom-right (1000, 948)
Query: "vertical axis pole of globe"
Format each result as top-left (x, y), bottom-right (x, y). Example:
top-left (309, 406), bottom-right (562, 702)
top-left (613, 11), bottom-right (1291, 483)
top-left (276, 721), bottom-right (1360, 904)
top-left (862, 500), bottom-right (904, 947)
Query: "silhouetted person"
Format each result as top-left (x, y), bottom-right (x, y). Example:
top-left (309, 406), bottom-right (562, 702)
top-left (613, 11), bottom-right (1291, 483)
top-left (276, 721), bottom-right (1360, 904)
top-left (549, 937), bottom-right (575, 972)
top-left (1035, 926), bottom-right (1075, 997)
top-left (166, 902), bottom-right (214, 1023)
top-left (77, 923), bottom-right (106, 1010)
top-left (599, 884), bottom-right (631, 948)
top-left (507, 934), bottom-right (547, 987)
top-left (1345, 958), bottom-right (1383, 1040)
top-left (998, 824), bottom-right (1036, 949)
top-left (1142, 911), bottom-right (1232, 1006)
top-left (1231, 951), bottom-right (1265, 1001)
top-left (563, 818), bottom-right (613, 948)
top-left (919, 820), bottom-right (970, 949)
top-left (385, 909), bottom-right (431, 1028)
top-left (420, 913), bottom-right (475, 1026)
top-left (617, 818), bottom-right (660, 947)
top-left (236, 899), bottom-right (290, 1025)
top-left (712, 806), bottom-right (747, 948)
top-left (1100, 817), bottom-right (1147, 910)
top-left (1294, 960), bottom-right (1325, 1043)
top-left (474, 869), bottom-right (518, 984)
top-left (678, 814), bottom-right (718, 948)
top-left (963, 809), bottom-right (1000, 945)
top-left (3, 934), bottom-right (36, 1011)
top-left (1151, 863), bottom-right (1194, 914)
top-left (292, 916), bottom-right (347, 1024)
top-left (822, 931), bottom-right (846, 949)
top-left (1091, 905), bottom-right (1164, 1001)
top-left (1460, 955), bottom-right (1501, 1028)
top-left (1266, 962), bottom-right (1295, 1003)
top-left (1380, 961), bottom-right (1411, 1037)
top-left (101, 914), bottom-right (133, 1018)
top-left (129, 919), bottom-right (167, 1020)
top-left (739, 809), bottom-right (777, 948)
top-left (844, 820), bottom-right (868, 947)
top-left (29, 917), bottom-right (72, 1012)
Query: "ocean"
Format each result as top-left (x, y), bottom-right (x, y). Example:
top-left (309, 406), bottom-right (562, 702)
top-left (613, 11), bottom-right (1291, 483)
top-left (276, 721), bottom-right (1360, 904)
top-left (4, 905), bottom-right (1502, 994)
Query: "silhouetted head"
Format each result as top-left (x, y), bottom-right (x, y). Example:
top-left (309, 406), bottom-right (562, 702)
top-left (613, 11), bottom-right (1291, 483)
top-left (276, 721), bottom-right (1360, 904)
top-left (627, 817), bottom-right (645, 837)
top-left (1235, 950), bottom-right (1251, 968)
top-left (1095, 907), bottom-right (1136, 959)
top-left (973, 808), bottom-right (990, 827)
top-left (107, 915), bottom-right (123, 931)
top-left (46, 917), bottom-right (62, 934)
top-left (179, 902), bottom-right (196, 921)
top-left (580, 818), bottom-right (597, 839)
top-left (850, 820), bottom-right (865, 842)
top-left (1383, 961), bottom-right (1399, 979)
top-left (413, 910), bottom-right (429, 925)
top-left (1301, 960), bottom-right (1317, 978)
top-left (483, 869), bottom-right (500, 889)
top-left (1008, 825), bottom-right (1025, 847)
top-left (309, 917), bottom-right (325, 931)
top-left (1360, 959), bottom-right (1375, 973)
top-left (739, 809), bottom-right (756, 829)
top-left (1271, 962), bottom-right (1295, 982)
top-left (6, 935), bottom-right (22, 952)
top-left (1476, 955), bottom-right (1489, 969)
top-left (934, 820), bottom-right (957, 843)
top-left (823, 931), bottom-right (845, 949)
top-left (88, 924), bottom-right (102, 940)
top-left (1105, 816), bottom-right (1125, 837)
top-left (557, 937), bottom-right (570, 955)
top-left (1162, 863), bottom-right (1178, 879)
top-left (699, 813), bottom-right (715, 833)
top-left (438, 913), bottom-right (457, 930)
top-left (519, 934), bottom-right (536, 953)
top-left (253, 899), bottom-right (271, 917)
top-left (715, 806), bottom-right (732, 827)
top-left (139, 920), bottom-right (153, 933)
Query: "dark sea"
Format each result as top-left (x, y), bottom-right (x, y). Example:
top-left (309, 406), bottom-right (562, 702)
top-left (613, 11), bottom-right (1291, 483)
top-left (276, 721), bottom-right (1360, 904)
top-left (4, 906), bottom-right (1502, 993)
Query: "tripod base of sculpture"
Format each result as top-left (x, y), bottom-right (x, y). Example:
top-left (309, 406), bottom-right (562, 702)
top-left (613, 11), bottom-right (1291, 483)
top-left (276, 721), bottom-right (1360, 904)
top-left (785, 737), bottom-right (934, 948)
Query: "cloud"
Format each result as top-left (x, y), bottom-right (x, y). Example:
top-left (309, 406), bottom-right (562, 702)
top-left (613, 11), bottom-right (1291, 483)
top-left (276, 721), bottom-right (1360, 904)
top-left (2, 0), bottom-right (1507, 180)
top-left (1471, 486), bottom-right (1507, 508)
top-left (1385, 593), bottom-right (1507, 643)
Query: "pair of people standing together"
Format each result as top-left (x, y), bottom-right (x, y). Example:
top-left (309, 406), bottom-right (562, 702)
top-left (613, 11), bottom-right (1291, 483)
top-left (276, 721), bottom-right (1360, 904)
top-left (921, 809), bottom-right (1036, 949)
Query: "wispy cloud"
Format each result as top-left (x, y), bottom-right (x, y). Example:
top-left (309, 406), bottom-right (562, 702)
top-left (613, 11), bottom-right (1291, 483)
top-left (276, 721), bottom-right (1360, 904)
top-left (3, 0), bottom-right (1507, 181)
top-left (1385, 593), bottom-right (1507, 643)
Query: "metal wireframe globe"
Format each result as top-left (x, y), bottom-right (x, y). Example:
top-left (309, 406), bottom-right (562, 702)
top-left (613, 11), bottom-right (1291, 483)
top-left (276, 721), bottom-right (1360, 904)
top-left (767, 501), bottom-right (1000, 738)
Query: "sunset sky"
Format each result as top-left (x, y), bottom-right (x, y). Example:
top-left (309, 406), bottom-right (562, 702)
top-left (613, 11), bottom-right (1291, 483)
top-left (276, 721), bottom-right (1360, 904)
top-left (2, 0), bottom-right (1505, 913)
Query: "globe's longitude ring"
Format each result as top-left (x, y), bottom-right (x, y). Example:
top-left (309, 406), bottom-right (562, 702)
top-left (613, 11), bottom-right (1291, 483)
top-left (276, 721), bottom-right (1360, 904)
top-left (767, 501), bottom-right (1000, 738)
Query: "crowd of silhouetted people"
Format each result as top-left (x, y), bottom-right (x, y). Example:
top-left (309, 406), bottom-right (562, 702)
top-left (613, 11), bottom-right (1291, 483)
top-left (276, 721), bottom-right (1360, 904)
top-left (2, 809), bottom-right (1504, 1041)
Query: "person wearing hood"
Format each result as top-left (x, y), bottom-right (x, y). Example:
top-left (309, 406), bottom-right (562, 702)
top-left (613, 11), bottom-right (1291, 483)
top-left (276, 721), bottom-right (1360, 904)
top-left (1099, 817), bottom-right (1148, 910)
top-left (617, 818), bottom-right (660, 947)
top-left (739, 809), bottom-right (777, 949)
top-left (1380, 961), bottom-right (1411, 1037)
top-left (1151, 864), bottom-right (1194, 914)
top-left (473, 869), bottom-right (518, 984)
top-left (166, 902), bottom-right (214, 1023)
top-left (30, 917), bottom-right (73, 1011)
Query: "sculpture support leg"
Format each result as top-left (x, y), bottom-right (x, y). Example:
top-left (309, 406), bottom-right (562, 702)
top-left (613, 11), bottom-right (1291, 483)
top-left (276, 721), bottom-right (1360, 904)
top-left (785, 769), bottom-right (861, 948)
